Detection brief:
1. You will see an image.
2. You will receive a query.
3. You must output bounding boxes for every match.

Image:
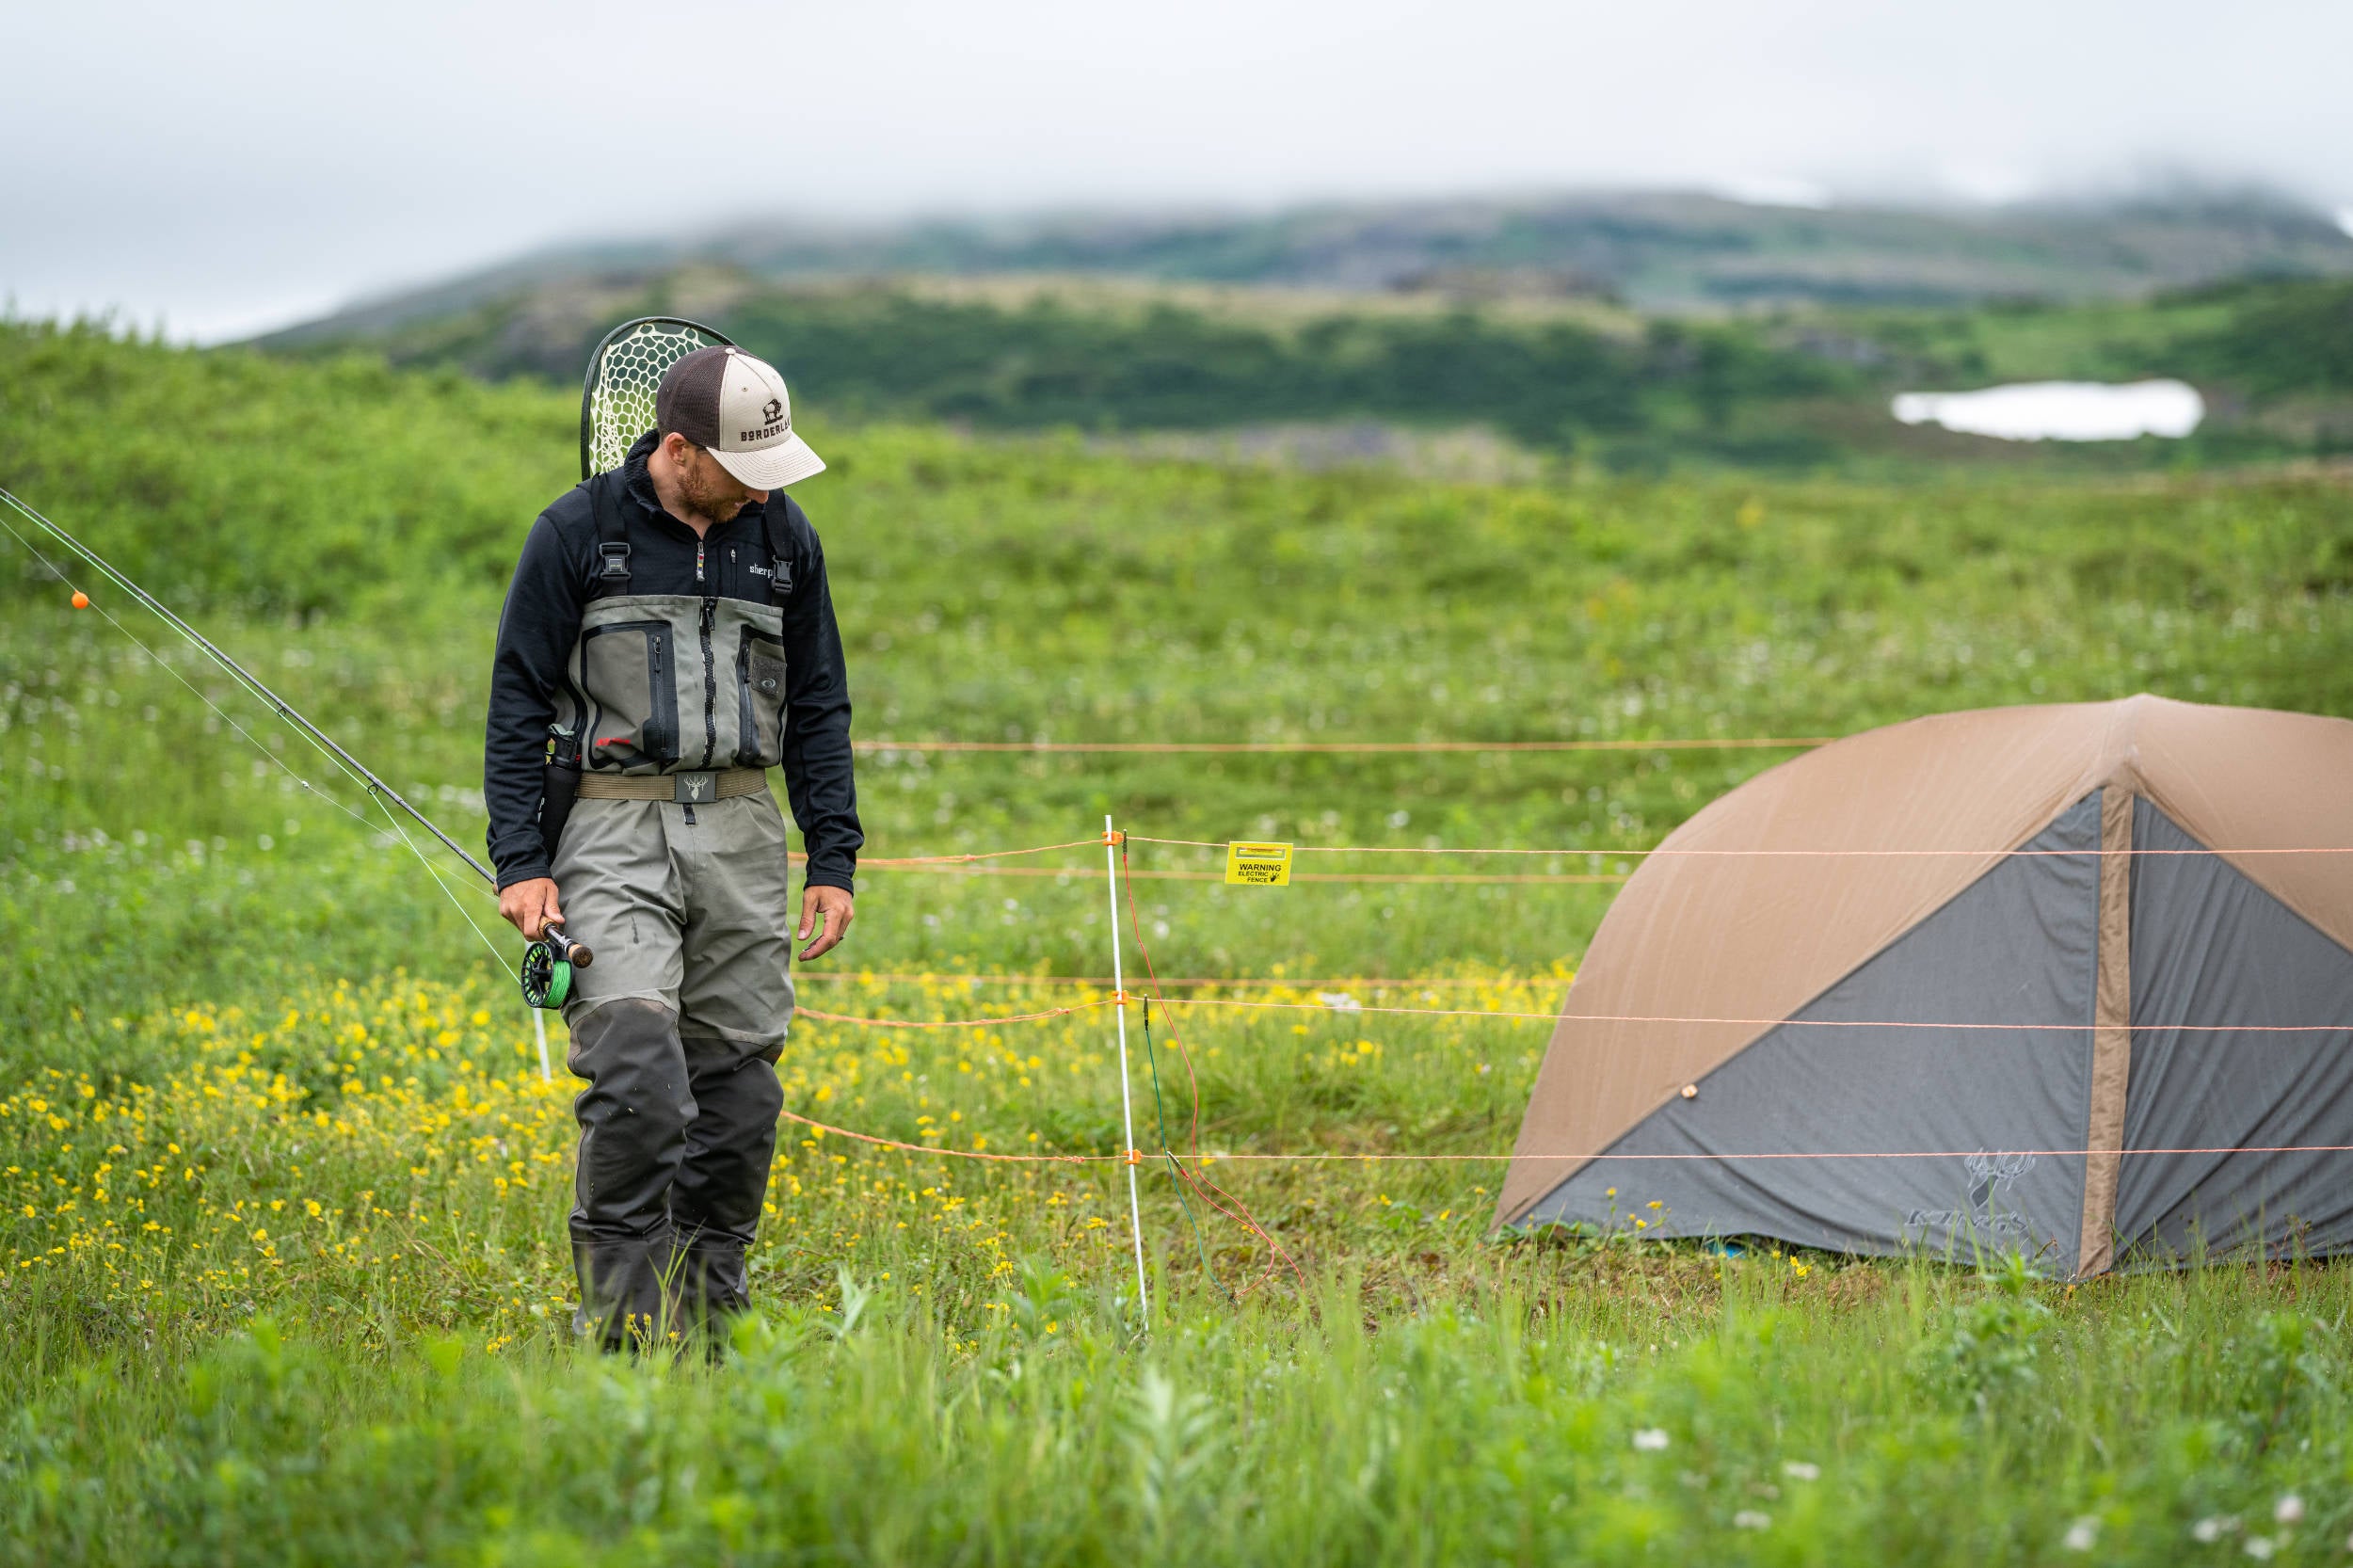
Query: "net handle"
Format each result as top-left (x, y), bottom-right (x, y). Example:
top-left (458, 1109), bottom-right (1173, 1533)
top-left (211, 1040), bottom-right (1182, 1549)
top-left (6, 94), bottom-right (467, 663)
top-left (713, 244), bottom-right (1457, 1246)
top-left (579, 314), bottom-right (737, 481)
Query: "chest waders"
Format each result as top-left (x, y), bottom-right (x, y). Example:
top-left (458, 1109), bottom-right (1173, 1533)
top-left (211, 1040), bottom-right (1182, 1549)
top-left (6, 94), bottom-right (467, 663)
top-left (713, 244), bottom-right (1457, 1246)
top-left (546, 468), bottom-right (807, 1352)
top-left (522, 471), bottom-right (795, 1009)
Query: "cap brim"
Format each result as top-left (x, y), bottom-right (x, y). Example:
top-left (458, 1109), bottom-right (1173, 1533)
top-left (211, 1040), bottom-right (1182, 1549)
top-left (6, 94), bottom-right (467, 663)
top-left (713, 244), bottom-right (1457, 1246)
top-left (710, 431), bottom-right (825, 491)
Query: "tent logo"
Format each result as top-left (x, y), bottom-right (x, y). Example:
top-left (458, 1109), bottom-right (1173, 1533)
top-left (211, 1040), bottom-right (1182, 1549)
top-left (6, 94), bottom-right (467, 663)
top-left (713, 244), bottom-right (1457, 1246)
top-left (1964, 1150), bottom-right (2036, 1216)
top-left (1906, 1150), bottom-right (2037, 1242)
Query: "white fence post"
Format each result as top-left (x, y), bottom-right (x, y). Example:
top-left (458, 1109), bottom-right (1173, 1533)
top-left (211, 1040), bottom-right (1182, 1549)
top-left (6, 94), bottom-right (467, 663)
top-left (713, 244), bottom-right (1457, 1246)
top-left (1104, 813), bottom-right (1150, 1322)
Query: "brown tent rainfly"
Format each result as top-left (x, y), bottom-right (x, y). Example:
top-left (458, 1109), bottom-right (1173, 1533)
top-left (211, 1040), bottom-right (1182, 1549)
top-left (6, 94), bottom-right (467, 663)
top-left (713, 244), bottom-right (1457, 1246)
top-left (1497, 696), bottom-right (2353, 1276)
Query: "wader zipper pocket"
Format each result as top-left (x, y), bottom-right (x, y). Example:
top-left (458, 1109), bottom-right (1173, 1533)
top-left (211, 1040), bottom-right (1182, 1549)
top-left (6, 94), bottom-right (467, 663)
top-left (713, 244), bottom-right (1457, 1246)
top-left (579, 619), bottom-right (679, 766)
top-left (735, 627), bottom-right (788, 766)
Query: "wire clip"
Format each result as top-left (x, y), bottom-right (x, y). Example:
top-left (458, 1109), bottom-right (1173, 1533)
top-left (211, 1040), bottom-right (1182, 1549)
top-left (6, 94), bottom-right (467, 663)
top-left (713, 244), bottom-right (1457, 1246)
top-left (1102, 828), bottom-right (1126, 846)
top-left (1126, 1148), bottom-right (1144, 1166)
top-left (1112, 989), bottom-right (1131, 1005)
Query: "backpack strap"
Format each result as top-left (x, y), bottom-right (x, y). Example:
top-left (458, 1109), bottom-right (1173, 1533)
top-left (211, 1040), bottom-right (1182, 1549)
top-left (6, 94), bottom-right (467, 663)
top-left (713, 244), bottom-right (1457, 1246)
top-left (588, 469), bottom-right (632, 597)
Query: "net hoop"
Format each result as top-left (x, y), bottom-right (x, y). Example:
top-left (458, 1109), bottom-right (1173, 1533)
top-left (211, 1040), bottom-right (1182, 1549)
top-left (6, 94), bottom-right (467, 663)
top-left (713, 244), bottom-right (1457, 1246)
top-left (579, 315), bottom-right (737, 480)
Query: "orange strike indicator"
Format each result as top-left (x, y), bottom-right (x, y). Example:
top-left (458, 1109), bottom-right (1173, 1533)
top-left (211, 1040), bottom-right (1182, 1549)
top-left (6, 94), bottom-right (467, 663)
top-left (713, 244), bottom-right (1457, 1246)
top-left (71, 591), bottom-right (88, 609)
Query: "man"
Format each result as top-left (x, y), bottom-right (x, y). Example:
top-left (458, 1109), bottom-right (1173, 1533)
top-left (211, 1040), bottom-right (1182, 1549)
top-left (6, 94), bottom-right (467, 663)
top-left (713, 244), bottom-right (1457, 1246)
top-left (483, 344), bottom-right (861, 1348)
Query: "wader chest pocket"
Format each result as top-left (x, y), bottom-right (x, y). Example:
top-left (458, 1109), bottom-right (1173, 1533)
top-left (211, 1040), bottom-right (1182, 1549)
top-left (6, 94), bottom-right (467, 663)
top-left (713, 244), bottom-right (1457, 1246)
top-left (736, 632), bottom-right (789, 766)
top-left (580, 620), bottom-right (679, 767)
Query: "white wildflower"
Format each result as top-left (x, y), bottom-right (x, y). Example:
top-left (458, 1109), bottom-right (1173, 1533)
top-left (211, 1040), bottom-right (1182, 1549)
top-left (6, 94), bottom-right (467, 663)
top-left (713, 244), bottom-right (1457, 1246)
top-left (1631, 1428), bottom-right (1670, 1451)
top-left (2274, 1496), bottom-right (2304, 1526)
top-left (2243, 1536), bottom-right (2275, 1560)
top-left (1783, 1461), bottom-right (1820, 1481)
top-left (2194, 1515), bottom-right (2238, 1544)
top-left (2063, 1517), bottom-right (2100, 1552)
top-left (1733, 1511), bottom-right (1771, 1530)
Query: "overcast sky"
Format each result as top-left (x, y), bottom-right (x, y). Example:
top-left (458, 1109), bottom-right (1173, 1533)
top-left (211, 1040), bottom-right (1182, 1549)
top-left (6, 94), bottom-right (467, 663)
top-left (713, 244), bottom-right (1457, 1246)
top-left (7, 0), bottom-right (2348, 341)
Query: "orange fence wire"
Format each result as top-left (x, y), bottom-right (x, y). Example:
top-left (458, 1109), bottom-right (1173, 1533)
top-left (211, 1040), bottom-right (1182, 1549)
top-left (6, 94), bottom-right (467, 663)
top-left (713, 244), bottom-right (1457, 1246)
top-left (1158, 996), bottom-right (2353, 1033)
top-left (1197, 1143), bottom-right (2353, 1163)
top-left (793, 990), bottom-right (2351, 1035)
top-left (794, 1000), bottom-right (1113, 1030)
top-left (778, 1107), bottom-right (1109, 1163)
top-left (793, 972), bottom-right (1564, 990)
top-left (808, 860), bottom-right (1626, 884)
top-left (858, 838), bottom-right (1103, 866)
top-left (1128, 834), bottom-right (2353, 860)
top-left (855, 737), bottom-right (1836, 754)
top-left (771, 1108), bottom-right (2353, 1170)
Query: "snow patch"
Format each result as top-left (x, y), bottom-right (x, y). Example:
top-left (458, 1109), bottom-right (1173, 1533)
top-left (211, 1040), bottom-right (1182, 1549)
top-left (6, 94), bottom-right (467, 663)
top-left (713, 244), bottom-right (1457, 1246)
top-left (1892, 379), bottom-right (2203, 442)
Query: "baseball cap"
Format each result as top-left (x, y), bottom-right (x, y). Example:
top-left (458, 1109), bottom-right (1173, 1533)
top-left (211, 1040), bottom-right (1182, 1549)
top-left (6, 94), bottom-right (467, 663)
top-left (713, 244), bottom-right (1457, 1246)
top-left (654, 345), bottom-right (825, 490)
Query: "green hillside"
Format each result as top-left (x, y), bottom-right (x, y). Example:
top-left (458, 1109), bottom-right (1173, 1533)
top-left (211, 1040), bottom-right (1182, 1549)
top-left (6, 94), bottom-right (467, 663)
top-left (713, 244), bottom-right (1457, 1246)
top-left (257, 266), bottom-right (2353, 474)
top-left (7, 326), bottom-right (2353, 1562)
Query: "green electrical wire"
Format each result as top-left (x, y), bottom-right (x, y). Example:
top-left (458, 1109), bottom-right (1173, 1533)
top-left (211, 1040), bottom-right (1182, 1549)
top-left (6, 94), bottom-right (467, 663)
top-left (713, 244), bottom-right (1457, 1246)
top-left (1140, 1000), bottom-right (1233, 1303)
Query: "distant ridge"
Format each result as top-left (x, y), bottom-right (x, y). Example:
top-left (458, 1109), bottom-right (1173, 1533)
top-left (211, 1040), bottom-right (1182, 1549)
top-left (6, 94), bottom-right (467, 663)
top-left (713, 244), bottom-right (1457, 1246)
top-left (261, 188), bottom-right (2353, 348)
top-left (245, 190), bottom-right (2353, 476)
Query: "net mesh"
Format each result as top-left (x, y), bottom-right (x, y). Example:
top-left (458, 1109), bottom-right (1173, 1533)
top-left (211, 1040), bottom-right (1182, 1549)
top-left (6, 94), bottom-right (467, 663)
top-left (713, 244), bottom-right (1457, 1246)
top-left (584, 319), bottom-right (729, 478)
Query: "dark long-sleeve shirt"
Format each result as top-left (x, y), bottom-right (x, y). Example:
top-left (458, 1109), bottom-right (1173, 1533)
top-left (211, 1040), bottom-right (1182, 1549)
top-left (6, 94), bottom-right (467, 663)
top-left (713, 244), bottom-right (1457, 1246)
top-left (483, 435), bottom-right (861, 891)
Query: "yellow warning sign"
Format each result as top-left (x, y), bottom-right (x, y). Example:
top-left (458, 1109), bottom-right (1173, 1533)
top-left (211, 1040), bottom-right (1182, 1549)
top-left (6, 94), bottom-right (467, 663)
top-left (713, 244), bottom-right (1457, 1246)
top-left (1225, 840), bottom-right (1294, 886)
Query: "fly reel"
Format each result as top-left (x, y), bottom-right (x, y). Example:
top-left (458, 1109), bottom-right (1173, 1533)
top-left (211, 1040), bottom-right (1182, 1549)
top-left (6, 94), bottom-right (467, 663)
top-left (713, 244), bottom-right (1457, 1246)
top-left (520, 921), bottom-right (594, 1010)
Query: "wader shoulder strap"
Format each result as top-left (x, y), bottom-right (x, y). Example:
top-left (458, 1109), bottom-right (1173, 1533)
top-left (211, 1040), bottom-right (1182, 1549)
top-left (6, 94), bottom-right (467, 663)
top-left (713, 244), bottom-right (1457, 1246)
top-left (760, 506), bottom-right (793, 604)
top-left (588, 469), bottom-right (632, 597)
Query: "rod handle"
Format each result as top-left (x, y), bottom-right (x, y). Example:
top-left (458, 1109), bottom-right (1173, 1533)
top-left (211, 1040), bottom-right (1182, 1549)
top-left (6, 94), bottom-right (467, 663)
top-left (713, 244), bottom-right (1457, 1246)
top-left (539, 922), bottom-right (595, 968)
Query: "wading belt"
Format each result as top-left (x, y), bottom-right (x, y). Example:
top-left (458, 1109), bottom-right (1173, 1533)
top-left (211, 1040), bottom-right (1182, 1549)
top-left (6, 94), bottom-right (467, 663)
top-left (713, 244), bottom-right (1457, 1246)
top-left (573, 768), bottom-right (769, 804)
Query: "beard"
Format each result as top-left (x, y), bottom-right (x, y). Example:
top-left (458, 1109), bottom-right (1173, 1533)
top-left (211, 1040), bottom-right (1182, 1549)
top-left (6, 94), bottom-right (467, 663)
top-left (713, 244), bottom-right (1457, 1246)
top-left (680, 454), bottom-right (754, 523)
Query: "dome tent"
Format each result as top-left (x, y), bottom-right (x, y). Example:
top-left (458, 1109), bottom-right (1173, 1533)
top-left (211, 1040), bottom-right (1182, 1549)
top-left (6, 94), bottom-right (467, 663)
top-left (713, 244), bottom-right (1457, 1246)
top-left (1496, 696), bottom-right (2353, 1277)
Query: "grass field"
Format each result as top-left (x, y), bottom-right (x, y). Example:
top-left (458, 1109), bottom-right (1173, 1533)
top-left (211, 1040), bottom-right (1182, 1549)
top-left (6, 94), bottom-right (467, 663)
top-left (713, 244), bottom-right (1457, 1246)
top-left (7, 323), bottom-right (2353, 1562)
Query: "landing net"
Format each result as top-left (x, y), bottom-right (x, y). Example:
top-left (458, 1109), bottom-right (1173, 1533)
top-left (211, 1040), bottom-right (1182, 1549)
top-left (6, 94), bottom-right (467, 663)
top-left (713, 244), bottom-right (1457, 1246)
top-left (580, 317), bottom-right (733, 479)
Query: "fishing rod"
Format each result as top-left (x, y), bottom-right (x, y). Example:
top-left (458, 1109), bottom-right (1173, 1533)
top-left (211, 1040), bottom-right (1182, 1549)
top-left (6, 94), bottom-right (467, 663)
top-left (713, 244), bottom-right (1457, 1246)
top-left (0, 484), bottom-right (592, 1007)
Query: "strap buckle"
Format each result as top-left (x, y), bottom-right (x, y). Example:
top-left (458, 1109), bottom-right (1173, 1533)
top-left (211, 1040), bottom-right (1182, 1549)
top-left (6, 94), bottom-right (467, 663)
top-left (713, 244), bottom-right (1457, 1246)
top-left (771, 557), bottom-right (793, 596)
top-left (672, 771), bottom-right (720, 804)
top-left (597, 540), bottom-right (632, 582)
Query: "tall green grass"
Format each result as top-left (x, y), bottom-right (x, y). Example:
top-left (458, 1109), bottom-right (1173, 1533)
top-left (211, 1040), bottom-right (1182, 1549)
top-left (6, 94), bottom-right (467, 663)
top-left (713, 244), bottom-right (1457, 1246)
top-left (7, 325), bottom-right (2353, 1562)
